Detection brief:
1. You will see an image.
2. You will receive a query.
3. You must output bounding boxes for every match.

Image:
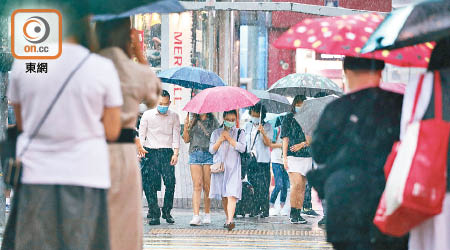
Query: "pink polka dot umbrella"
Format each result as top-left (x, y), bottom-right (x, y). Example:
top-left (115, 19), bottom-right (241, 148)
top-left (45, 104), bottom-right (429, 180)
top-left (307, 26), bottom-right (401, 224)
top-left (274, 13), bottom-right (434, 68)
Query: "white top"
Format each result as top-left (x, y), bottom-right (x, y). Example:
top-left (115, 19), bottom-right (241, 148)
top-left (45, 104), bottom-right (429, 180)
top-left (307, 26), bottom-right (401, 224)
top-left (7, 43), bottom-right (123, 189)
top-left (139, 108), bottom-right (181, 149)
top-left (244, 122), bottom-right (273, 163)
top-left (271, 126), bottom-right (283, 164)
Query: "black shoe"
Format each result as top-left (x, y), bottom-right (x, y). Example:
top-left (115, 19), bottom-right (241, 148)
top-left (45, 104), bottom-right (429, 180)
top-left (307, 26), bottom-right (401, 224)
top-left (302, 208), bottom-right (320, 217)
top-left (297, 215), bottom-right (307, 224)
top-left (149, 218), bottom-right (160, 226)
top-left (162, 213), bottom-right (175, 224)
top-left (259, 213), bottom-right (269, 219)
top-left (225, 222), bottom-right (235, 231)
top-left (146, 212), bottom-right (152, 219)
top-left (318, 216), bottom-right (326, 226)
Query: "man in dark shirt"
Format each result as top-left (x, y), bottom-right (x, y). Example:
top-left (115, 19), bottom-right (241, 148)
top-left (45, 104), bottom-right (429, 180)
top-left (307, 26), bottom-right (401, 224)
top-left (308, 57), bottom-right (408, 250)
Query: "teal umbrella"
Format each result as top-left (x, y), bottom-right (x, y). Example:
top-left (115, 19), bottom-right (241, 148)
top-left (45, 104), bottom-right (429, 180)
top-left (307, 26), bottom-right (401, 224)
top-left (362, 0), bottom-right (450, 53)
top-left (268, 73), bottom-right (343, 97)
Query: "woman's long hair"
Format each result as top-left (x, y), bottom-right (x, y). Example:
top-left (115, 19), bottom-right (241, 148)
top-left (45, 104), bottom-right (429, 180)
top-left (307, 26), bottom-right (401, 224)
top-left (95, 18), bottom-right (132, 56)
top-left (189, 113), bottom-right (215, 130)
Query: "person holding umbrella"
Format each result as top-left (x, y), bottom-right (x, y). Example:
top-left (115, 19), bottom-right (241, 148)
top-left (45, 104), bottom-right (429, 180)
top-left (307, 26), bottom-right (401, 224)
top-left (281, 95), bottom-right (312, 224)
top-left (183, 113), bottom-right (219, 226)
top-left (307, 57), bottom-right (409, 250)
top-left (209, 110), bottom-right (247, 231)
top-left (244, 103), bottom-right (273, 218)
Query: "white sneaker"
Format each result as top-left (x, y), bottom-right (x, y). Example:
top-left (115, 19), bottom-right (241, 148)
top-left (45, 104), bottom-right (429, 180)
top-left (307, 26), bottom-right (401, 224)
top-left (202, 214), bottom-right (211, 224)
top-left (269, 207), bottom-right (280, 217)
top-left (280, 208), bottom-right (289, 216)
top-left (190, 215), bottom-right (202, 226)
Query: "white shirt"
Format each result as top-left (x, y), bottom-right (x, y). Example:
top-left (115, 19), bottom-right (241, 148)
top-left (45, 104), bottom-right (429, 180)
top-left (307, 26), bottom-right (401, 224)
top-left (244, 122), bottom-right (273, 163)
top-left (139, 108), bottom-right (181, 149)
top-left (271, 126), bottom-right (283, 164)
top-left (7, 43), bottom-right (123, 189)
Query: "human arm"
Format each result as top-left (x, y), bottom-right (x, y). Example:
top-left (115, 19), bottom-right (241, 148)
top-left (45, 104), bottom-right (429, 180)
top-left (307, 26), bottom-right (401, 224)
top-left (102, 107), bottom-right (122, 141)
top-left (131, 28), bottom-right (148, 65)
top-left (258, 124), bottom-right (273, 147)
top-left (135, 137), bottom-right (147, 157)
top-left (138, 112), bottom-right (148, 148)
top-left (170, 114), bottom-right (181, 166)
top-left (282, 137), bottom-right (289, 170)
top-left (210, 130), bottom-right (225, 154)
top-left (182, 114), bottom-right (190, 143)
top-left (12, 104), bottom-right (22, 131)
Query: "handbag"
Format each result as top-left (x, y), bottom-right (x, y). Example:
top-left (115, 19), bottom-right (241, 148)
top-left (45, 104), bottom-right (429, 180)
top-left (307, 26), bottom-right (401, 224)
top-left (374, 71), bottom-right (450, 237)
top-left (240, 127), bottom-right (259, 171)
top-left (0, 53), bottom-right (91, 188)
top-left (210, 130), bottom-right (232, 174)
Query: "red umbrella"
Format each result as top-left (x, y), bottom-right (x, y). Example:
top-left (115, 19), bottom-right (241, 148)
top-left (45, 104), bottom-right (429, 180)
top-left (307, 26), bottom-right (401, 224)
top-left (274, 13), bottom-right (434, 68)
top-left (183, 86), bottom-right (260, 114)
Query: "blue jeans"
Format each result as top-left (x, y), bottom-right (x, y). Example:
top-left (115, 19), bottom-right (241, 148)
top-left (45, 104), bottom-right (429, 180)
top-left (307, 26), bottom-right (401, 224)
top-left (270, 163), bottom-right (290, 205)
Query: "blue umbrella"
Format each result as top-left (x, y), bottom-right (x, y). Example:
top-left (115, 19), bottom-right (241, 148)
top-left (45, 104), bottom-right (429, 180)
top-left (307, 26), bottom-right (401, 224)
top-left (92, 0), bottom-right (185, 21)
top-left (158, 66), bottom-right (227, 90)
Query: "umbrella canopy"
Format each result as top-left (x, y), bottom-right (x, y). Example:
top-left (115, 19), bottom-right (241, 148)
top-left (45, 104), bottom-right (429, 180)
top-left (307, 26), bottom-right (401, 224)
top-left (362, 0), bottom-right (450, 53)
top-left (183, 86), bottom-right (260, 114)
top-left (1, 0), bottom-right (183, 17)
top-left (268, 73), bottom-right (343, 97)
top-left (294, 95), bottom-right (339, 136)
top-left (158, 66), bottom-right (226, 90)
top-left (249, 90), bottom-right (291, 114)
top-left (274, 13), bottom-right (434, 68)
top-left (93, 0), bottom-right (184, 21)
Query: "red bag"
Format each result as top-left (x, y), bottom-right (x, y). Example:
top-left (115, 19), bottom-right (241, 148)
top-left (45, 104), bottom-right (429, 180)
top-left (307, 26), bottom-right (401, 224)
top-left (374, 71), bottom-right (450, 237)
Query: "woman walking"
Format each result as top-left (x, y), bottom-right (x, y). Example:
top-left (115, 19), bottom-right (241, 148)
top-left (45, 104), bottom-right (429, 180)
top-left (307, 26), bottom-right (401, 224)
top-left (96, 18), bottom-right (161, 250)
top-left (244, 103), bottom-right (273, 218)
top-left (183, 113), bottom-right (219, 226)
top-left (281, 95), bottom-right (312, 224)
top-left (269, 115), bottom-right (290, 216)
top-left (209, 110), bottom-right (246, 231)
top-left (2, 10), bottom-right (122, 250)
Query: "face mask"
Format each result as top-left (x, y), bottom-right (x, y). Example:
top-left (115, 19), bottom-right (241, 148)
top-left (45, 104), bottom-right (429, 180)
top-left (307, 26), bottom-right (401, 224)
top-left (250, 117), bottom-right (260, 125)
top-left (223, 120), bottom-right (236, 128)
top-left (157, 105), bottom-right (169, 114)
top-left (295, 107), bottom-right (302, 113)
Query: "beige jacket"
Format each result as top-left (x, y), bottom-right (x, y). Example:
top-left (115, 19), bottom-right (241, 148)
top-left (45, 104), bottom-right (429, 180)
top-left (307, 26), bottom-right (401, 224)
top-left (99, 47), bottom-right (162, 129)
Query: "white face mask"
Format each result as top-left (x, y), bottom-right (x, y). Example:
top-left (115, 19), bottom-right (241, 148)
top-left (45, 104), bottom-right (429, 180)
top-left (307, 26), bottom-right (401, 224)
top-left (250, 117), bottom-right (260, 125)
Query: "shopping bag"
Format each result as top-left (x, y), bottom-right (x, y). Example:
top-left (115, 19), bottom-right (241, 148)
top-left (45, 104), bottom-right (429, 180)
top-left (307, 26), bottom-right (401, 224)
top-left (374, 71), bottom-right (450, 237)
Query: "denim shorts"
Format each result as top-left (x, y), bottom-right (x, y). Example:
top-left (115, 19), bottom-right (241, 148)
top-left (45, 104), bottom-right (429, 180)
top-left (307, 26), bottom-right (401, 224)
top-left (189, 150), bottom-right (214, 165)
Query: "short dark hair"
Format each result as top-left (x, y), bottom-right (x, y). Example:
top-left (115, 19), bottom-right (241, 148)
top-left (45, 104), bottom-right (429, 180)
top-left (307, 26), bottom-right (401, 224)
top-left (428, 36), bottom-right (450, 71)
top-left (96, 18), bottom-right (131, 55)
top-left (223, 110), bottom-right (237, 118)
top-left (249, 102), bottom-right (267, 122)
top-left (313, 92), bottom-right (328, 98)
top-left (343, 56), bottom-right (385, 71)
top-left (292, 95), bottom-right (306, 113)
top-left (161, 90), bottom-right (170, 100)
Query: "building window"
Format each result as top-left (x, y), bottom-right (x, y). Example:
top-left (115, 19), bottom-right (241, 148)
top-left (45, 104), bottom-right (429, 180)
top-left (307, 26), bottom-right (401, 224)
top-left (324, 0), bottom-right (339, 7)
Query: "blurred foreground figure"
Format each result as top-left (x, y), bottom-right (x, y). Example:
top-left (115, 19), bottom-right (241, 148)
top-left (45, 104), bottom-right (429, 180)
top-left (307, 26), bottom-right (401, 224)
top-left (307, 57), bottom-right (408, 250)
top-left (405, 37), bottom-right (450, 250)
top-left (96, 17), bottom-right (161, 250)
top-left (2, 8), bottom-right (123, 250)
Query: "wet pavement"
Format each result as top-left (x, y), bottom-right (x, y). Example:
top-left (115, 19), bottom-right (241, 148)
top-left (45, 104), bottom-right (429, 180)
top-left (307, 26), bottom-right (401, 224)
top-left (143, 209), bottom-right (332, 250)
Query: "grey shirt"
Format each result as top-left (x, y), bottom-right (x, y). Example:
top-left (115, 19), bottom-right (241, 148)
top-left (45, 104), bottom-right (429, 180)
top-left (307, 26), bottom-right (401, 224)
top-left (188, 118), bottom-right (219, 153)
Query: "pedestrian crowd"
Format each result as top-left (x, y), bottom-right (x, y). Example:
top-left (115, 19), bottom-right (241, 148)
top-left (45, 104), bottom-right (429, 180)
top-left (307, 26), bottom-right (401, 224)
top-left (1, 3), bottom-right (449, 250)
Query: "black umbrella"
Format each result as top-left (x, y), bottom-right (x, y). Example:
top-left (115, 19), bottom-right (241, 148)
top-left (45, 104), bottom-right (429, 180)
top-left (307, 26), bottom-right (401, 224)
top-left (362, 0), bottom-right (450, 52)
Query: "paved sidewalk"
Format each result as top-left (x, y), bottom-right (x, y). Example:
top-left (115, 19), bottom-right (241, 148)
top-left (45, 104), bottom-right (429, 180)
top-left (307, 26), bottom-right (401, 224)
top-left (143, 208), bottom-right (332, 250)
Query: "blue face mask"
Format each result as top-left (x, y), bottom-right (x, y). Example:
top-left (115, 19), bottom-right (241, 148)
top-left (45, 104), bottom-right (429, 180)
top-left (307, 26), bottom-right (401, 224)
top-left (295, 107), bottom-right (302, 113)
top-left (223, 120), bottom-right (236, 128)
top-left (157, 105), bottom-right (169, 114)
top-left (250, 117), bottom-right (260, 125)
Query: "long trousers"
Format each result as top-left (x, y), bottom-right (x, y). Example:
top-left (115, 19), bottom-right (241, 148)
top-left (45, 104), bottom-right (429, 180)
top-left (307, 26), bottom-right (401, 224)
top-left (248, 162), bottom-right (271, 215)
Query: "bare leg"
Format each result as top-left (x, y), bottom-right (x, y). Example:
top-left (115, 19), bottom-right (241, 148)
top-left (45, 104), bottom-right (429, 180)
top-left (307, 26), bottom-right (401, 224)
top-left (289, 173), bottom-right (306, 209)
top-left (190, 164), bottom-right (203, 216)
top-left (222, 198), bottom-right (228, 221)
top-left (226, 196), bottom-right (237, 224)
top-left (202, 164), bottom-right (211, 214)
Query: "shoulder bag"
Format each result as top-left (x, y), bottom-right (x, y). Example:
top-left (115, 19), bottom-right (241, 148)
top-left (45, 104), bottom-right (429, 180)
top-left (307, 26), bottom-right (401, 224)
top-left (1, 53), bottom-right (91, 188)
